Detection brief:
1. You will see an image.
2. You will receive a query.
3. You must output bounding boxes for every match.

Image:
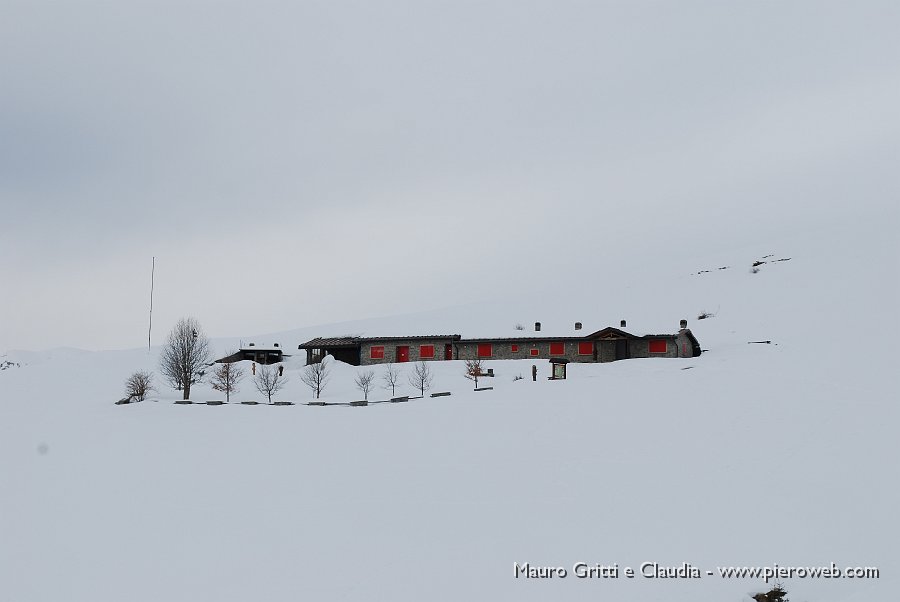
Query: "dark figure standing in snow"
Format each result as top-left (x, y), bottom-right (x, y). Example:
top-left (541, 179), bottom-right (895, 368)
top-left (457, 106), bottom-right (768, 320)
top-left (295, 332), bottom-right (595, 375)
top-left (252, 362), bottom-right (256, 375)
top-left (532, 364), bottom-right (537, 381)
top-left (278, 365), bottom-right (284, 376)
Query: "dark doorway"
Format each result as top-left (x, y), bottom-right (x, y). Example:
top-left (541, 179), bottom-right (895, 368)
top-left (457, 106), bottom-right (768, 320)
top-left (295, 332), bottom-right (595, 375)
top-left (444, 344), bottom-right (453, 360)
top-left (615, 339), bottom-right (630, 360)
top-left (396, 346), bottom-right (410, 363)
top-left (330, 347), bottom-right (361, 366)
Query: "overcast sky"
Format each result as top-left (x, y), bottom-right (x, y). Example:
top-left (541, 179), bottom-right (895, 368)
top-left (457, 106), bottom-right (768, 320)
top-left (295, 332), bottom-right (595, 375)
top-left (1, 1), bottom-right (897, 351)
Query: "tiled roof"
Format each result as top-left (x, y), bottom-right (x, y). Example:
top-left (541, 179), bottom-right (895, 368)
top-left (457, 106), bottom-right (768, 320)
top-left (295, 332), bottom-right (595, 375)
top-left (457, 336), bottom-right (586, 343)
top-left (360, 334), bottom-right (461, 342)
top-left (299, 334), bottom-right (461, 349)
top-left (298, 337), bottom-right (361, 349)
top-left (299, 328), bottom-right (687, 349)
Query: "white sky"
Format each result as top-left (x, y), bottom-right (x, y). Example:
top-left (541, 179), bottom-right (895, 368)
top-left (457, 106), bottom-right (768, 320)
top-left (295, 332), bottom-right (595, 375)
top-left (1, 1), bottom-right (898, 351)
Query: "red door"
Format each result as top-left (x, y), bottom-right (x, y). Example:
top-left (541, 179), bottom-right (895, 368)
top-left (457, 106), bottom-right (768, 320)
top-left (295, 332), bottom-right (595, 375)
top-left (445, 344), bottom-right (453, 360)
top-left (396, 346), bottom-right (409, 362)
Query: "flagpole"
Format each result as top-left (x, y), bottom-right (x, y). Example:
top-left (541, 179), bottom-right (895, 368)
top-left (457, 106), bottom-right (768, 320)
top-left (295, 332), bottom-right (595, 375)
top-left (148, 257), bottom-right (155, 350)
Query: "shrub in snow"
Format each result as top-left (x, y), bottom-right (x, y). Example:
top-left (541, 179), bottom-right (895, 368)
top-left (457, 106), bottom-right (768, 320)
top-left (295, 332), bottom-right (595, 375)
top-left (124, 370), bottom-right (155, 402)
top-left (751, 584), bottom-right (788, 602)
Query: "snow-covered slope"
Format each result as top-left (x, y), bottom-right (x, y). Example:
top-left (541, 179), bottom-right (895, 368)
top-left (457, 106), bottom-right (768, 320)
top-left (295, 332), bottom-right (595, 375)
top-left (1, 211), bottom-right (897, 602)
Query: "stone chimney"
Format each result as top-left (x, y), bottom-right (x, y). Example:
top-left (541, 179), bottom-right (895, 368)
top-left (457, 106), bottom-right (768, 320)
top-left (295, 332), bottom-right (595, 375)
top-left (680, 319), bottom-right (688, 329)
top-left (534, 321), bottom-right (541, 332)
top-left (574, 322), bottom-right (582, 331)
top-left (620, 320), bottom-right (626, 328)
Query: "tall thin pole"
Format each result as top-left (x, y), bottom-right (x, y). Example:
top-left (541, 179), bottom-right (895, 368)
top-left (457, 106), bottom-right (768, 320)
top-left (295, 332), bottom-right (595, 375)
top-left (148, 257), bottom-right (155, 350)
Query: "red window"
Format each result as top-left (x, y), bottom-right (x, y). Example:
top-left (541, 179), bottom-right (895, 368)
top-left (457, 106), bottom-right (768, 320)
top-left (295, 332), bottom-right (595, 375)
top-left (420, 344), bottom-right (434, 359)
top-left (550, 342), bottom-right (565, 355)
top-left (530, 348), bottom-right (539, 356)
top-left (578, 342), bottom-right (594, 355)
top-left (477, 344), bottom-right (492, 358)
top-left (510, 344), bottom-right (519, 353)
top-left (648, 339), bottom-right (668, 353)
top-left (370, 346), bottom-right (385, 359)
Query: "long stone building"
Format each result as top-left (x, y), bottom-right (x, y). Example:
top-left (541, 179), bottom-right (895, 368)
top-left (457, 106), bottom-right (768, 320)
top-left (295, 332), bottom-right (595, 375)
top-left (298, 320), bottom-right (700, 366)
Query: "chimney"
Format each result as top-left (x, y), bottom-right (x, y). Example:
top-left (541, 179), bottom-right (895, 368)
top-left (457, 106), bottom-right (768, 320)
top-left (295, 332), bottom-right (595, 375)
top-left (680, 319), bottom-right (688, 329)
top-left (574, 322), bottom-right (582, 331)
top-left (248, 342), bottom-right (255, 347)
top-left (274, 343), bottom-right (280, 348)
top-left (620, 320), bottom-right (626, 328)
top-left (534, 321), bottom-right (541, 332)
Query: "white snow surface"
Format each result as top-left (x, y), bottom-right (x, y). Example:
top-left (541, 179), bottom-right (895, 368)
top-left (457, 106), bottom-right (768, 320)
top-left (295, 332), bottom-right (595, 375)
top-left (1, 213), bottom-right (898, 602)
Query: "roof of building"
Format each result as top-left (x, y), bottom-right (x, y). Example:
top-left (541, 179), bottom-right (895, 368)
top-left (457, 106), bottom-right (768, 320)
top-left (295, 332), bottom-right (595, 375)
top-left (299, 335), bottom-right (461, 349)
top-left (359, 334), bottom-right (461, 343)
top-left (214, 347), bottom-right (287, 364)
top-left (584, 326), bottom-right (633, 339)
top-left (299, 328), bottom-right (687, 349)
top-left (583, 327), bottom-right (675, 340)
top-left (456, 336), bottom-right (587, 343)
top-left (298, 337), bottom-right (361, 349)
top-left (214, 351), bottom-right (244, 364)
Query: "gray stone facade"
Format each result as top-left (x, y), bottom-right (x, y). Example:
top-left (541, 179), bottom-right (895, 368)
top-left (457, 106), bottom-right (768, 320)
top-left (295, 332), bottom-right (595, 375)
top-left (300, 325), bottom-right (700, 367)
top-left (359, 338), bottom-right (456, 365)
top-left (454, 339), bottom-right (595, 363)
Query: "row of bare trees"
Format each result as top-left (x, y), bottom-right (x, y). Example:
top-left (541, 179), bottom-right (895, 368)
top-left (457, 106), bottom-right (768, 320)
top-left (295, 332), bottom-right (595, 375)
top-left (353, 361), bottom-right (434, 400)
top-left (353, 359), bottom-right (487, 398)
top-left (125, 317), bottom-right (490, 403)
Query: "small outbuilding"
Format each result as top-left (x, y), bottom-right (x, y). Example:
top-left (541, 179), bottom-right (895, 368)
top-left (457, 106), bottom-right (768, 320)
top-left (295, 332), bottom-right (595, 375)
top-left (215, 343), bottom-right (285, 365)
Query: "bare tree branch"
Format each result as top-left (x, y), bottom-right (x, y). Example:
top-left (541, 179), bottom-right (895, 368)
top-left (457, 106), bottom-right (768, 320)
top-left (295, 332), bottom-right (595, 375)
top-left (354, 369), bottom-right (376, 400)
top-left (159, 317), bottom-right (211, 400)
top-left (382, 363), bottom-right (400, 396)
top-left (464, 358), bottom-right (484, 389)
top-left (124, 370), bottom-right (155, 401)
top-left (300, 360), bottom-right (329, 399)
top-left (408, 361), bottom-right (433, 397)
top-left (210, 360), bottom-right (245, 403)
top-left (254, 364), bottom-right (286, 404)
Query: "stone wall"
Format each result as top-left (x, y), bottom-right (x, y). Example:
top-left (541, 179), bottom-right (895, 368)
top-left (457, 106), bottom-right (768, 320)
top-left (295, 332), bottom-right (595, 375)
top-left (359, 339), bottom-right (456, 365)
top-left (454, 340), bottom-right (593, 363)
top-left (354, 332), bottom-right (694, 365)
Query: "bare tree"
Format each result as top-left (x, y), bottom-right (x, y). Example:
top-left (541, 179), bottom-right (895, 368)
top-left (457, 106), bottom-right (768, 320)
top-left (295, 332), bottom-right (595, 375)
top-left (254, 364), bottom-right (286, 404)
top-left (210, 361), bottom-right (245, 403)
top-left (408, 361), bottom-right (433, 397)
top-left (354, 369), bottom-right (376, 400)
top-left (124, 370), bottom-right (155, 401)
top-left (464, 358), bottom-right (484, 389)
top-left (300, 360), bottom-right (329, 399)
top-left (382, 363), bottom-right (400, 396)
top-left (159, 317), bottom-right (211, 400)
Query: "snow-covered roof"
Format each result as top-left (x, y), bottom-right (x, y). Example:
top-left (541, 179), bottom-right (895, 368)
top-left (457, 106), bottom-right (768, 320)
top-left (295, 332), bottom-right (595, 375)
top-left (240, 344), bottom-right (283, 352)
